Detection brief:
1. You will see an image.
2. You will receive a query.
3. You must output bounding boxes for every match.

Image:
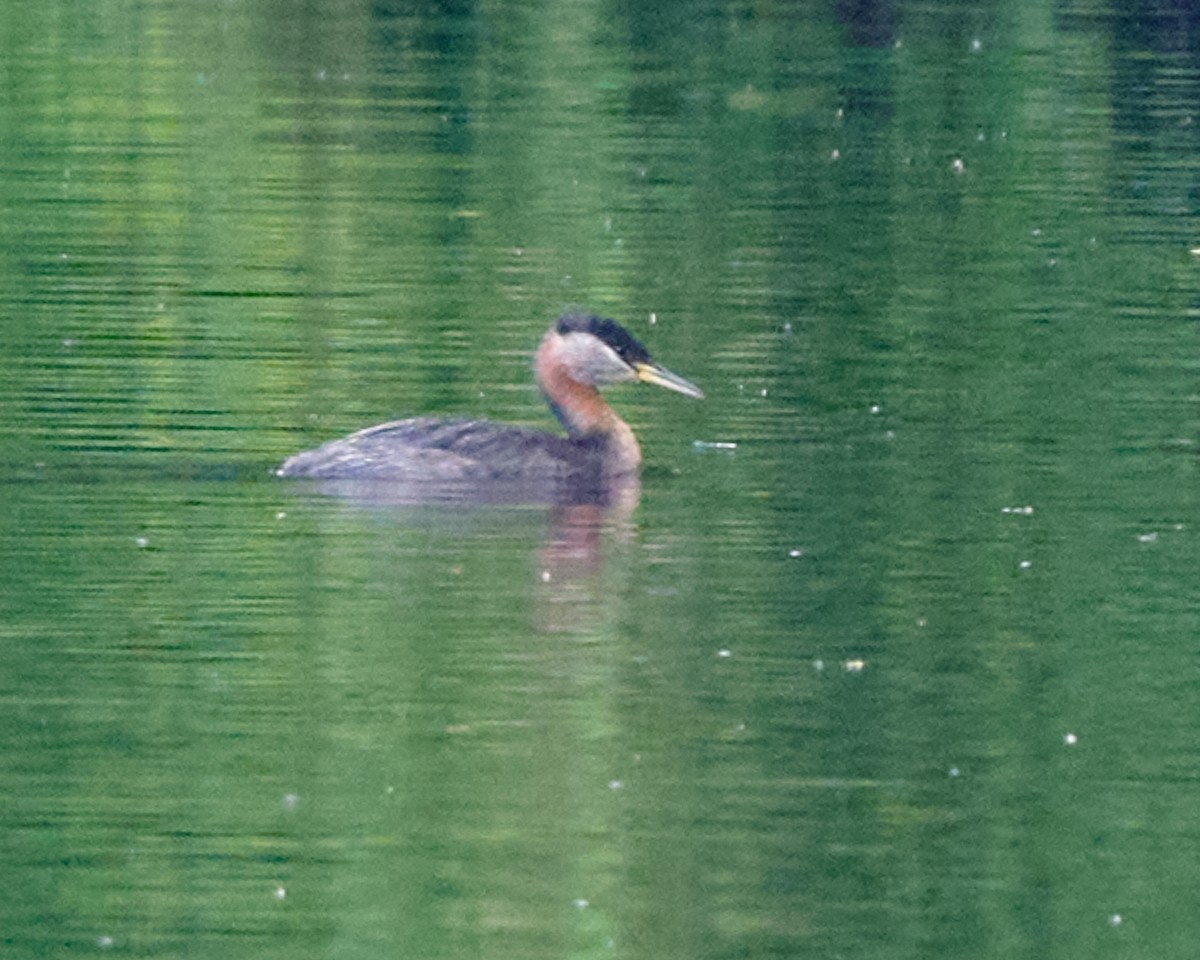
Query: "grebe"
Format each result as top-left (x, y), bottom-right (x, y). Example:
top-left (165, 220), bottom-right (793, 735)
top-left (276, 312), bottom-right (703, 496)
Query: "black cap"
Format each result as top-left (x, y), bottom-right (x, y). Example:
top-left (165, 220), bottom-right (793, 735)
top-left (555, 312), bottom-right (651, 367)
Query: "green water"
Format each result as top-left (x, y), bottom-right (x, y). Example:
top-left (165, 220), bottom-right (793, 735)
top-left (3, 1), bottom-right (1199, 957)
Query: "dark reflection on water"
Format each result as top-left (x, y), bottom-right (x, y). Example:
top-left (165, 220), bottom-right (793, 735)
top-left (3, 0), bottom-right (1200, 958)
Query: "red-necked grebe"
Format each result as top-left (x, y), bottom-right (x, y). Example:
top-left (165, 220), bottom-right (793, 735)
top-left (276, 312), bottom-right (703, 494)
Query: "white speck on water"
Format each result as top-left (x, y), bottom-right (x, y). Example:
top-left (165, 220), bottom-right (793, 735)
top-left (692, 440), bottom-right (738, 451)
top-left (1064, 732), bottom-right (1078, 745)
top-left (843, 659), bottom-right (865, 673)
top-left (813, 659), bottom-right (825, 671)
top-left (949, 767), bottom-right (960, 778)
top-left (275, 511), bottom-right (287, 521)
top-left (884, 430), bottom-right (895, 440)
top-left (274, 885), bottom-right (287, 900)
top-left (1137, 532), bottom-right (1157, 543)
top-left (831, 148), bottom-right (840, 161)
top-left (718, 649), bottom-right (732, 658)
top-left (134, 537), bottom-right (149, 549)
top-left (1002, 505), bottom-right (1034, 515)
top-left (540, 570), bottom-right (552, 583)
top-left (760, 388), bottom-right (768, 397)
top-left (608, 779), bottom-right (623, 791)
top-left (282, 793), bottom-right (300, 811)
top-left (869, 404), bottom-right (881, 414)
top-left (574, 898), bottom-right (589, 909)
top-left (788, 548), bottom-right (803, 558)
top-left (952, 158), bottom-right (965, 174)
top-left (97, 936), bottom-right (114, 949)
top-left (971, 38), bottom-right (982, 51)
top-left (649, 312), bottom-right (657, 325)
top-left (1018, 560), bottom-right (1032, 569)
top-left (1109, 913), bottom-right (1122, 926)
top-left (916, 617), bottom-right (927, 628)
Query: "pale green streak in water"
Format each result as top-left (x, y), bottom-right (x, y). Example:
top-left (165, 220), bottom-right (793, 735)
top-left (1, 1), bottom-right (1199, 958)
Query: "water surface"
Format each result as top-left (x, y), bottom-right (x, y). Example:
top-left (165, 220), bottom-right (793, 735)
top-left (2, 1), bottom-right (1199, 958)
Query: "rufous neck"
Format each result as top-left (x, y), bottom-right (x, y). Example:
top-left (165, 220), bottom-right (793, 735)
top-left (535, 332), bottom-right (642, 471)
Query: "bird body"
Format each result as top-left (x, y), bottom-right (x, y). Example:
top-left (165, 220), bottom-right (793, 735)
top-left (277, 313), bottom-right (703, 500)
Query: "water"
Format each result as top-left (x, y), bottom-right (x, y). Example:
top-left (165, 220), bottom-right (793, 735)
top-left (3, 1), bottom-right (1200, 957)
